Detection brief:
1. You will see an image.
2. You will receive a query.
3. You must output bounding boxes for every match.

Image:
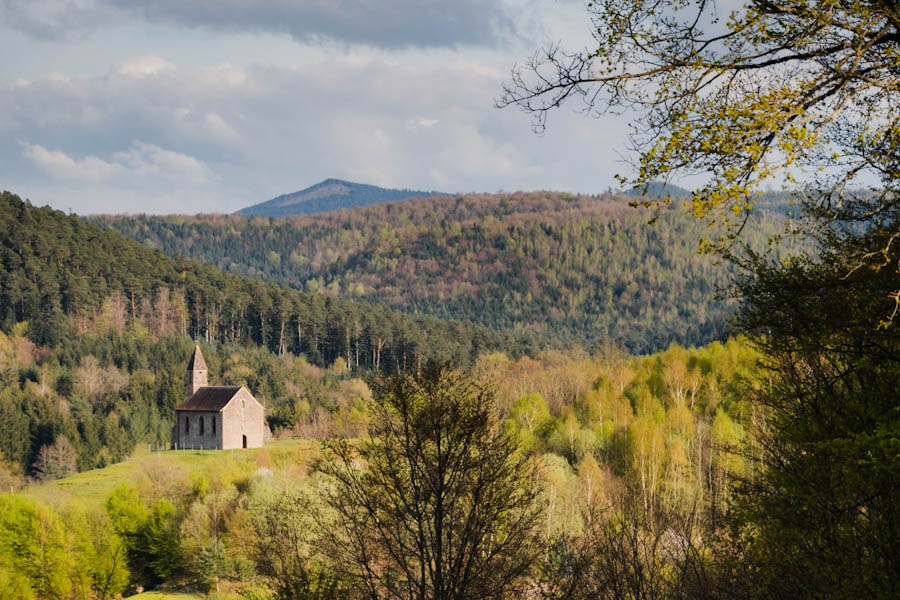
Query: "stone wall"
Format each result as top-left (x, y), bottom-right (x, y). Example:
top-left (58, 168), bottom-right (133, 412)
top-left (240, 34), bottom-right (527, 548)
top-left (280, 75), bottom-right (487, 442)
top-left (176, 411), bottom-right (222, 449)
top-left (221, 388), bottom-right (266, 449)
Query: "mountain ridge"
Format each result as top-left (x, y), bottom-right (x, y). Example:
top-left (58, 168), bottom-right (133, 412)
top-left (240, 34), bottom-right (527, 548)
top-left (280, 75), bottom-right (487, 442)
top-left (236, 178), bottom-right (445, 217)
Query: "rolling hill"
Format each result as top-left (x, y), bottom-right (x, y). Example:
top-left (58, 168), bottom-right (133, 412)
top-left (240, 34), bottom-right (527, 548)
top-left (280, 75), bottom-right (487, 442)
top-left (96, 191), bottom-right (794, 354)
top-left (235, 178), bottom-right (443, 217)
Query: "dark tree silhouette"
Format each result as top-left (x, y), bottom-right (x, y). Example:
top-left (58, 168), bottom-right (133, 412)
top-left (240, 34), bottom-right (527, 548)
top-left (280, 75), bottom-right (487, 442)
top-left (321, 364), bottom-right (542, 600)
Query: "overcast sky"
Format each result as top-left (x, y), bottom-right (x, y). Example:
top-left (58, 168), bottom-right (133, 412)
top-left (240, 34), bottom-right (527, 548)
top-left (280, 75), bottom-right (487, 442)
top-left (1, 0), bottom-right (632, 214)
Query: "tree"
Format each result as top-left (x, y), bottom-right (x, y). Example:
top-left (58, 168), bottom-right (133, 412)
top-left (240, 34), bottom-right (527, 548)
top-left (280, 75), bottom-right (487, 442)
top-left (247, 483), bottom-right (345, 600)
top-left (105, 484), bottom-right (180, 588)
top-left (723, 227), bottom-right (900, 600)
top-left (321, 365), bottom-right (542, 600)
top-left (500, 1), bottom-right (900, 253)
top-left (501, 4), bottom-right (900, 599)
top-left (534, 498), bottom-right (710, 600)
top-left (32, 434), bottom-right (78, 481)
top-left (0, 495), bottom-right (75, 599)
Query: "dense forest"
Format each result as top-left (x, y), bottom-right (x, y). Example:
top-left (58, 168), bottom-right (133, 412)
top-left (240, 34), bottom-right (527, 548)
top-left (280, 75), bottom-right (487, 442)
top-left (0, 189), bottom-right (769, 599)
top-left (1, 192), bottom-right (537, 371)
top-left (96, 191), bottom-right (794, 353)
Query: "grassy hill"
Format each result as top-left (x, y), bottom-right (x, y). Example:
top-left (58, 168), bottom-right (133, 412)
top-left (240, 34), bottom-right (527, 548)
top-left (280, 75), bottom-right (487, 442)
top-left (18, 440), bottom-right (317, 600)
top-left (235, 178), bottom-right (443, 217)
top-left (25, 440), bottom-right (317, 509)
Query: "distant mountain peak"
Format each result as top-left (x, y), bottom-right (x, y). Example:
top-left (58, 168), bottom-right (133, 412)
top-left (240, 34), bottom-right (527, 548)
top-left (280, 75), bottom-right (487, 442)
top-left (624, 181), bottom-right (692, 198)
top-left (236, 179), bottom-right (444, 217)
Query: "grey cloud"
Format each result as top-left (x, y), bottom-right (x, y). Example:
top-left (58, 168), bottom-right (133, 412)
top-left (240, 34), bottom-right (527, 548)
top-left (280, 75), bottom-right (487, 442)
top-left (2, 0), bottom-right (516, 48)
top-left (0, 0), bottom-right (114, 41)
top-left (114, 0), bottom-right (515, 48)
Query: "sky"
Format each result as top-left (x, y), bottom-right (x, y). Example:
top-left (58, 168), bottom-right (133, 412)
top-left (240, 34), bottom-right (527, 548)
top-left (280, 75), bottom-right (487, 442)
top-left (0, 0), bottom-right (632, 214)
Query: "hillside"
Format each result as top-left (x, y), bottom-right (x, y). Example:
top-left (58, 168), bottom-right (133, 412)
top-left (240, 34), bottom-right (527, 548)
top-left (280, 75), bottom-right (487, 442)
top-left (0, 191), bottom-right (542, 480)
top-left (1, 191), bottom-right (532, 371)
top-left (25, 439), bottom-right (316, 508)
top-left (235, 178), bottom-right (443, 217)
top-left (98, 191), bottom-right (793, 353)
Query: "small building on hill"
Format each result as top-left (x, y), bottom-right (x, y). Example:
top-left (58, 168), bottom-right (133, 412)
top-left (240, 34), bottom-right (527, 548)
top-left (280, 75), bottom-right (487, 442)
top-left (173, 345), bottom-right (265, 450)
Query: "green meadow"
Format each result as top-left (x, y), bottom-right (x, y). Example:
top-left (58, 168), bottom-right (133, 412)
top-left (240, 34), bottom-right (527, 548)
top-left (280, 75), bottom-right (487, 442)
top-left (24, 439), bottom-right (318, 509)
top-left (124, 592), bottom-right (242, 600)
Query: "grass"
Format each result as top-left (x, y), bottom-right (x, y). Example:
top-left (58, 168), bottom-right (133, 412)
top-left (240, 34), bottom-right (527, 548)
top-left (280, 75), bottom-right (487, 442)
top-left (25, 439), bottom-right (319, 508)
top-left (125, 593), bottom-right (243, 600)
top-left (124, 593), bottom-right (244, 600)
top-left (125, 593), bottom-right (203, 600)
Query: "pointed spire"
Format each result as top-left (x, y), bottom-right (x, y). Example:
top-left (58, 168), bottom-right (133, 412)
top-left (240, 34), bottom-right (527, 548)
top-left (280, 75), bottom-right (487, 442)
top-left (188, 344), bottom-right (207, 371)
top-left (187, 344), bottom-right (208, 397)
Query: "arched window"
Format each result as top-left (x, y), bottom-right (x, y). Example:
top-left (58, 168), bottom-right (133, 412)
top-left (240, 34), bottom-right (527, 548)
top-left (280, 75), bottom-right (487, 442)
top-left (200, 416), bottom-right (205, 436)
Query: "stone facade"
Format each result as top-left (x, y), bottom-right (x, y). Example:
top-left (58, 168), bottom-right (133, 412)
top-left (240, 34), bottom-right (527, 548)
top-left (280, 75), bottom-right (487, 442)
top-left (220, 387), bottom-right (266, 449)
top-left (177, 410), bottom-right (222, 450)
top-left (173, 345), bottom-right (265, 450)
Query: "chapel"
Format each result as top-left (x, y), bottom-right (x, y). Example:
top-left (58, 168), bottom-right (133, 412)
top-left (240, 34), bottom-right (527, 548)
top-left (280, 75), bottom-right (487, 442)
top-left (173, 345), bottom-right (265, 450)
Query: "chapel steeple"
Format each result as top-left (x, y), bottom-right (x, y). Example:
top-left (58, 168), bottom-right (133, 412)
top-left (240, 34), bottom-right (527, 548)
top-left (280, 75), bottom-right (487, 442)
top-left (187, 344), bottom-right (208, 397)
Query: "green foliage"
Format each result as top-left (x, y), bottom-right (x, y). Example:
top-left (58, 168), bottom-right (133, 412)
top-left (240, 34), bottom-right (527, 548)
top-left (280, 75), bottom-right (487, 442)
top-left (106, 484), bottom-right (180, 587)
top-left (322, 365), bottom-right (543, 600)
top-left (724, 224), bottom-right (900, 599)
top-left (0, 563), bottom-right (35, 600)
top-left (0, 493), bottom-right (128, 599)
top-left (0, 494), bottom-right (74, 598)
top-left (246, 481), bottom-right (346, 600)
top-left (2, 337), bottom-right (762, 598)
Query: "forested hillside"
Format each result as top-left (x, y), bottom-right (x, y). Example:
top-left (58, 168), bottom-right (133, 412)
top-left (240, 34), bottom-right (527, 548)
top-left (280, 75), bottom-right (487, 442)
top-left (1, 192), bottom-right (534, 370)
top-left (98, 191), bottom-right (791, 353)
top-left (0, 191), bottom-right (537, 480)
top-left (2, 338), bottom-right (760, 599)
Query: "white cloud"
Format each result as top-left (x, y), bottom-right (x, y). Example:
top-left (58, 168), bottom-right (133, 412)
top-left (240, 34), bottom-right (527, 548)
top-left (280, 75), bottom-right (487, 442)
top-left (21, 142), bottom-right (121, 182)
top-left (21, 140), bottom-right (213, 184)
top-left (406, 117), bottom-right (439, 131)
top-left (115, 55), bottom-right (174, 78)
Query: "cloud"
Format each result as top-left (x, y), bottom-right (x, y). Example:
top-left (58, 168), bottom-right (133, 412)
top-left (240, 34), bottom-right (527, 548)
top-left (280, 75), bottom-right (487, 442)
top-left (21, 142), bottom-right (121, 182)
top-left (114, 55), bottom-right (175, 78)
top-left (2, 0), bottom-right (516, 48)
top-left (0, 52), bottom-right (630, 214)
top-left (406, 117), bottom-right (440, 131)
top-left (21, 140), bottom-right (213, 184)
top-left (0, 0), bottom-right (115, 41)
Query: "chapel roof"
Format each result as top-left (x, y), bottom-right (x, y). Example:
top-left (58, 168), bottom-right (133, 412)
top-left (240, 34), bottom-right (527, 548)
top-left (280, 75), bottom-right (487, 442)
top-left (176, 386), bottom-right (241, 412)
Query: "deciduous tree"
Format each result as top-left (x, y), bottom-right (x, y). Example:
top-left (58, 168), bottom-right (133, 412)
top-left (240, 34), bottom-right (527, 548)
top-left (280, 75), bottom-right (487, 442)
top-left (321, 365), bottom-right (542, 600)
top-left (500, 0), bottom-right (900, 253)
